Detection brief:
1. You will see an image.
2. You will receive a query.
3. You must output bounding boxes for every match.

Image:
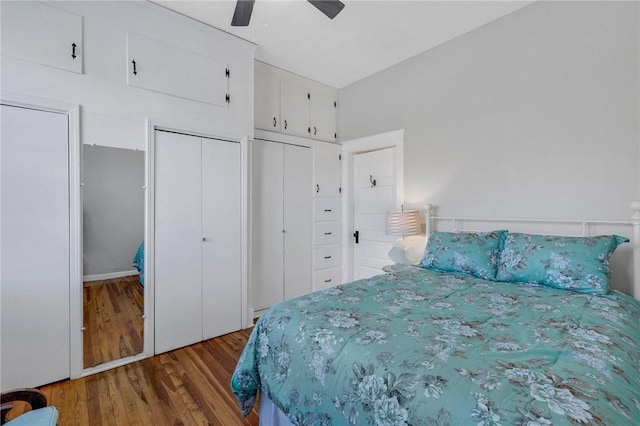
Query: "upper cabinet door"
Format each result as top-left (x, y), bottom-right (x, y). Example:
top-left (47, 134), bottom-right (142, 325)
top-left (126, 33), bottom-right (229, 107)
top-left (310, 91), bottom-right (337, 142)
top-left (255, 72), bottom-right (281, 132)
top-left (280, 80), bottom-right (310, 138)
top-left (313, 142), bottom-right (342, 197)
top-left (1, 2), bottom-right (83, 74)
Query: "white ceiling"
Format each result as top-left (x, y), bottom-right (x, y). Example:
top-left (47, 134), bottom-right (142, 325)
top-left (156, 0), bottom-right (534, 89)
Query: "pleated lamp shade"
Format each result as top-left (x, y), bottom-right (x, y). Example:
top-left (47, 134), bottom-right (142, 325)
top-left (385, 210), bottom-right (421, 236)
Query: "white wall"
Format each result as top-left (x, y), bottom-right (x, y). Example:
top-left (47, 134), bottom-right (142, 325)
top-left (83, 146), bottom-right (144, 276)
top-left (338, 1), bottom-right (639, 221)
top-left (1, 1), bottom-right (255, 150)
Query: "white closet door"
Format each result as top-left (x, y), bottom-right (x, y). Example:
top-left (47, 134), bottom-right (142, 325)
top-left (251, 141), bottom-right (284, 311)
top-left (154, 131), bottom-right (202, 354)
top-left (202, 138), bottom-right (242, 339)
top-left (280, 80), bottom-right (310, 138)
top-left (283, 145), bottom-right (312, 300)
top-left (1, 105), bottom-right (70, 391)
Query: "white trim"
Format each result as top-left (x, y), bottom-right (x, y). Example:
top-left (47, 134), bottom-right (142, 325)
top-left (241, 136), bottom-right (251, 329)
top-left (83, 270), bottom-right (139, 282)
top-left (254, 128), bottom-right (313, 148)
top-left (144, 118), bottom-right (155, 357)
top-left (340, 129), bottom-right (405, 283)
top-left (1, 92), bottom-right (83, 380)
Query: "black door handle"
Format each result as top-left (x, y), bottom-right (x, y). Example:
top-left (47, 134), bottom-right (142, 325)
top-left (273, 117), bottom-right (277, 127)
top-left (353, 230), bottom-right (359, 244)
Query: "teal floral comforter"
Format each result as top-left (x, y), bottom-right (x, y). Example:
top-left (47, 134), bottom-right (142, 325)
top-left (231, 267), bottom-right (640, 425)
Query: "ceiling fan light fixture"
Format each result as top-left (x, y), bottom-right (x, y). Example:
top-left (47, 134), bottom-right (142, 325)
top-left (308, 0), bottom-right (345, 20)
top-left (231, 0), bottom-right (345, 27)
top-left (231, 0), bottom-right (255, 27)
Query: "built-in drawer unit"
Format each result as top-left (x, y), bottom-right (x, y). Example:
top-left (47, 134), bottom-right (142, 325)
top-left (314, 267), bottom-right (341, 291)
top-left (314, 198), bottom-right (341, 222)
top-left (313, 222), bottom-right (341, 245)
top-left (313, 245), bottom-right (340, 269)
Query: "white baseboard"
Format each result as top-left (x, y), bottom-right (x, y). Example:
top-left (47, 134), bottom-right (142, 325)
top-left (83, 269), bottom-right (139, 283)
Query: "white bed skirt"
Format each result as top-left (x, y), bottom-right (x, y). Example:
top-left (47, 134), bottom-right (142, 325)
top-left (259, 393), bottom-right (294, 426)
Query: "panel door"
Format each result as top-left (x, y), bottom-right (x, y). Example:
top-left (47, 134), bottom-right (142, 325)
top-left (313, 142), bottom-right (342, 197)
top-left (154, 131), bottom-right (202, 354)
top-left (283, 144), bottom-right (312, 300)
top-left (255, 72), bottom-right (281, 132)
top-left (202, 138), bottom-right (242, 340)
top-left (280, 80), bottom-right (310, 138)
top-left (353, 147), bottom-right (397, 280)
top-left (1, 105), bottom-right (70, 391)
top-left (251, 141), bottom-right (285, 311)
top-left (127, 33), bottom-right (229, 107)
top-left (1, 1), bottom-right (83, 73)
top-left (310, 91), bottom-right (337, 142)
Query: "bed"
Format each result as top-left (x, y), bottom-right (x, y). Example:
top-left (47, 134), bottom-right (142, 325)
top-left (132, 241), bottom-right (144, 285)
top-left (232, 205), bottom-right (640, 425)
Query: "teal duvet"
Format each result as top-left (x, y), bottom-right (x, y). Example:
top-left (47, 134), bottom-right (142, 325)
top-left (232, 267), bottom-right (640, 425)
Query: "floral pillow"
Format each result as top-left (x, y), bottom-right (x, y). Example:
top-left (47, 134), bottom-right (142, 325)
top-left (496, 233), bottom-right (628, 295)
top-left (419, 230), bottom-right (507, 280)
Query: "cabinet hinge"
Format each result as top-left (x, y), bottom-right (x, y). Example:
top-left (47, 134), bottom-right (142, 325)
top-left (225, 68), bottom-right (230, 78)
top-left (307, 92), bottom-right (311, 100)
top-left (225, 94), bottom-right (230, 103)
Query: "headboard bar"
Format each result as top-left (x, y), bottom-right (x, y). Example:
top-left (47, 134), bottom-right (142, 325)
top-left (424, 202), bottom-right (640, 301)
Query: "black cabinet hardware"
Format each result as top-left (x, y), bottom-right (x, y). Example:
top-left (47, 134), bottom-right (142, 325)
top-left (284, 120), bottom-right (288, 130)
top-left (273, 117), bottom-right (277, 127)
top-left (324, 209), bottom-right (332, 212)
top-left (353, 230), bottom-right (359, 244)
top-left (370, 175), bottom-right (377, 187)
top-left (324, 256), bottom-right (332, 259)
top-left (313, 126), bottom-right (317, 135)
top-left (132, 60), bottom-right (137, 75)
top-left (324, 279), bottom-right (332, 283)
top-left (71, 43), bottom-right (77, 59)
top-left (316, 184), bottom-right (320, 193)
top-left (324, 232), bottom-right (332, 235)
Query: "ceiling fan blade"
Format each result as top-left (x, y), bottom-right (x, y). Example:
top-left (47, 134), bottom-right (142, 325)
top-left (307, 0), bottom-right (345, 19)
top-left (231, 0), bottom-right (255, 26)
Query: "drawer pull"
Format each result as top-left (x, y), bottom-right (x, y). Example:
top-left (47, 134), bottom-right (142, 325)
top-left (324, 232), bottom-right (332, 235)
top-left (324, 256), bottom-right (332, 259)
top-left (324, 279), bottom-right (332, 283)
top-left (324, 209), bottom-right (332, 212)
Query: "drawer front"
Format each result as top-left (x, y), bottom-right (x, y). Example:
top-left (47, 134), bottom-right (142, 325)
top-left (314, 222), bottom-right (341, 245)
top-left (314, 198), bottom-right (341, 221)
top-left (314, 267), bottom-right (341, 291)
top-left (314, 245), bottom-right (340, 269)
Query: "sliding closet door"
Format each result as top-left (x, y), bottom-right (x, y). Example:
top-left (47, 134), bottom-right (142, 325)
top-left (1, 104), bottom-right (70, 390)
top-left (251, 141), bottom-right (285, 311)
top-left (154, 131), bottom-right (202, 354)
top-left (283, 145), bottom-right (312, 299)
top-left (202, 138), bottom-right (241, 339)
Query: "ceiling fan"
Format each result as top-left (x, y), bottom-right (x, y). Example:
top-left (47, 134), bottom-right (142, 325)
top-left (231, 0), bottom-right (345, 26)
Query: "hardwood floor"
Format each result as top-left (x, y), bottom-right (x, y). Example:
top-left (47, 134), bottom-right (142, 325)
top-left (83, 276), bottom-right (144, 368)
top-left (40, 329), bottom-right (259, 425)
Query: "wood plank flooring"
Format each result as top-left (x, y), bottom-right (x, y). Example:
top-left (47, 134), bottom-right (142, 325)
top-left (40, 329), bottom-right (259, 425)
top-left (83, 276), bottom-right (144, 368)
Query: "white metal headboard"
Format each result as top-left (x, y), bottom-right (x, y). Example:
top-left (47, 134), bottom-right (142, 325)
top-left (424, 202), bottom-right (640, 301)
